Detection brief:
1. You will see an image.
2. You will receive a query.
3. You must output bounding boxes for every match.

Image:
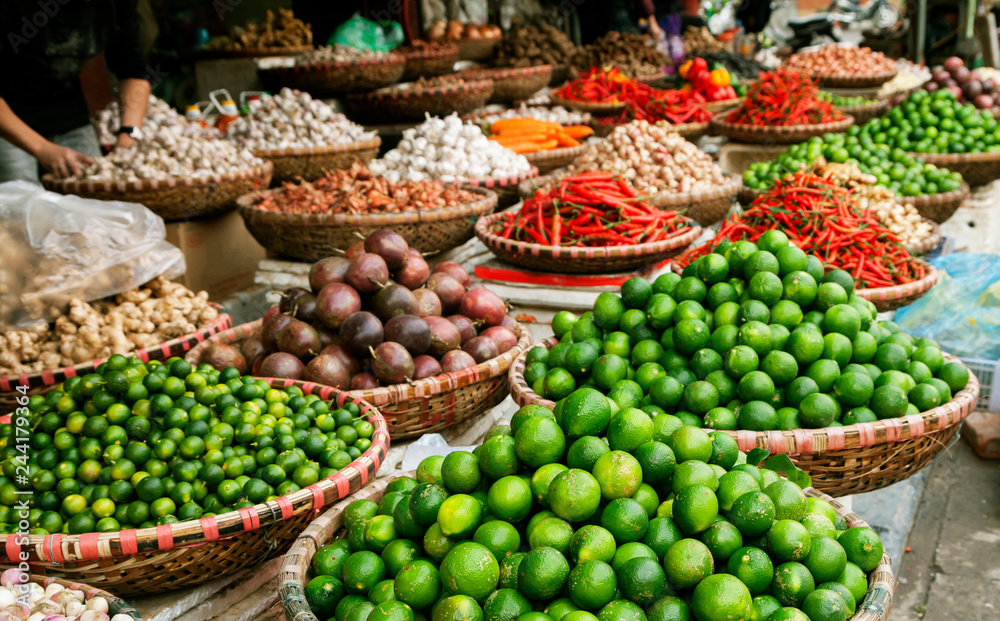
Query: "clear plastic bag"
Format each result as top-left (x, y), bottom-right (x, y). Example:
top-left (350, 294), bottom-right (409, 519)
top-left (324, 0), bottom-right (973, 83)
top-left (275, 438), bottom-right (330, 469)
top-left (893, 253), bottom-right (1000, 359)
top-left (0, 181), bottom-right (185, 329)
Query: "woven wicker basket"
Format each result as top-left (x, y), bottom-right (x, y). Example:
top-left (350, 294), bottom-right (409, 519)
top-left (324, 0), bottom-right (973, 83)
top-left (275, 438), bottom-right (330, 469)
top-left (345, 80), bottom-right (494, 122)
top-left (458, 65), bottom-right (553, 103)
top-left (237, 186), bottom-right (497, 260)
top-left (855, 263), bottom-right (938, 312)
top-left (28, 574), bottom-right (142, 619)
top-left (186, 320), bottom-right (532, 441)
top-left (0, 304), bottom-right (231, 410)
top-left (41, 162), bottom-right (273, 222)
top-left (834, 100), bottom-right (889, 124)
top-left (258, 54), bottom-right (406, 95)
top-left (905, 150), bottom-right (1000, 187)
top-left (897, 183), bottom-right (970, 224)
top-left (814, 69), bottom-right (897, 89)
top-left (510, 338), bottom-right (978, 497)
top-left (705, 97), bottom-right (745, 113)
top-left (518, 170), bottom-right (739, 227)
top-left (278, 477), bottom-right (894, 621)
top-left (456, 38), bottom-right (501, 61)
top-left (458, 167), bottom-right (539, 208)
top-left (1, 384), bottom-right (389, 594)
top-left (710, 112), bottom-right (855, 145)
top-left (400, 44), bottom-right (459, 81)
top-left (475, 211), bottom-right (701, 274)
top-left (256, 137), bottom-right (381, 184)
top-left (548, 96), bottom-right (627, 115)
top-left (524, 144), bottom-right (588, 174)
top-left (205, 44), bottom-right (314, 59)
top-left (647, 175), bottom-right (742, 226)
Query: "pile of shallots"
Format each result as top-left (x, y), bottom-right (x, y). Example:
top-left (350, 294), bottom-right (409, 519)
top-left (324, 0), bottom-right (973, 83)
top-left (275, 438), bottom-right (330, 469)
top-left (0, 568), bottom-right (137, 621)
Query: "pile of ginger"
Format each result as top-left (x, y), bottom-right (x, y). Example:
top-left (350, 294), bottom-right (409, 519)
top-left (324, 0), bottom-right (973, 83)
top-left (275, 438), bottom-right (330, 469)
top-left (0, 278), bottom-right (219, 375)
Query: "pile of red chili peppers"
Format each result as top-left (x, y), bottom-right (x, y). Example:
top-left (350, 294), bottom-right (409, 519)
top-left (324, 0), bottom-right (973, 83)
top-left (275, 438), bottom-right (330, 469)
top-left (725, 70), bottom-right (844, 126)
top-left (495, 172), bottom-right (690, 247)
top-left (558, 67), bottom-right (712, 127)
top-left (556, 67), bottom-right (654, 105)
top-left (675, 173), bottom-right (925, 288)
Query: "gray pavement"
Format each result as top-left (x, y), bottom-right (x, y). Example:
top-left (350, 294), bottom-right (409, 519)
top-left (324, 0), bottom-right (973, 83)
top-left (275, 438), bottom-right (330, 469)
top-left (891, 436), bottom-right (1000, 620)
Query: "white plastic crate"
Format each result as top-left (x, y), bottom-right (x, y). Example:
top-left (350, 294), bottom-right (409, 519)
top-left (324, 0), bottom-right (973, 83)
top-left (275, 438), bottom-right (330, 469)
top-left (957, 357), bottom-right (1000, 412)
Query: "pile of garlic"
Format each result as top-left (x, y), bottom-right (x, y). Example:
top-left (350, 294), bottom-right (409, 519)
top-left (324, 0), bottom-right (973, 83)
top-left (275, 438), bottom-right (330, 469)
top-left (93, 95), bottom-right (220, 147)
top-left (0, 568), bottom-right (136, 621)
top-left (569, 120), bottom-right (726, 194)
top-left (224, 88), bottom-right (375, 151)
top-left (476, 104), bottom-right (591, 126)
top-left (80, 98), bottom-right (263, 182)
top-left (368, 113), bottom-right (533, 183)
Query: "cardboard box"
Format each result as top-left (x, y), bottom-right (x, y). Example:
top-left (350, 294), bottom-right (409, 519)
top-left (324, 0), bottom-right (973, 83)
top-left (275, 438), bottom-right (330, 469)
top-left (165, 210), bottom-right (266, 302)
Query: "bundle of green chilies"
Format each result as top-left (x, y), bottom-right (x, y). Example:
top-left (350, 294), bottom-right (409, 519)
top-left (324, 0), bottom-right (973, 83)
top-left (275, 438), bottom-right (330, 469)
top-left (675, 172), bottom-right (925, 288)
top-left (495, 172), bottom-right (690, 247)
top-left (725, 70), bottom-right (845, 126)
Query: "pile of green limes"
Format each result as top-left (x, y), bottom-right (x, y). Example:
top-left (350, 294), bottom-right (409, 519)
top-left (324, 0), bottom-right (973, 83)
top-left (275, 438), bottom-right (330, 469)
top-left (0, 356), bottom-right (375, 535)
top-left (304, 399), bottom-right (885, 621)
top-left (523, 231), bottom-right (969, 433)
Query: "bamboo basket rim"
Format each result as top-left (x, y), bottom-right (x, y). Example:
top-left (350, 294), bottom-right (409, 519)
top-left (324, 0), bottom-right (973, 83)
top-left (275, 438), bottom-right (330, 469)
top-left (0, 303), bottom-right (231, 393)
top-left (588, 118), bottom-right (709, 138)
top-left (28, 573), bottom-right (143, 619)
top-left (235, 184), bottom-right (498, 226)
top-left (184, 319), bottom-right (533, 407)
top-left (353, 78), bottom-right (494, 102)
top-left (705, 96), bottom-right (745, 112)
top-left (813, 69), bottom-right (898, 88)
top-left (41, 161), bottom-right (274, 194)
top-left (547, 96), bottom-right (627, 114)
top-left (289, 53), bottom-right (406, 73)
top-left (709, 111), bottom-right (855, 142)
top-left (475, 210), bottom-right (702, 261)
top-left (523, 144), bottom-right (588, 166)
top-left (399, 43), bottom-right (459, 61)
top-left (457, 64), bottom-right (554, 82)
top-left (205, 44), bottom-right (314, 59)
top-left (906, 149), bottom-right (1000, 165)
top-left (509, 336), bottom-right (978, 455)
top-left (855, 262), bottom-right (938, 304)
top-left (277, 469), bottom-right (894, 621)
top-left (833, 99), bottom-right (889, 115)
top-left (455, 165), bottom-right (539, 190)
top-left (1, 384), bottom-right (389, 564)
top-left (253, 136), bottom-right (382, 158)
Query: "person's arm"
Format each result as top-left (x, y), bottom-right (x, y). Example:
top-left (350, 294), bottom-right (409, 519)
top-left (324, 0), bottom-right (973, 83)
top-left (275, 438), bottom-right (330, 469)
top-left (0, 98), bottom-right (93, 178)
top-left (105, 0), bottom-right (152, 150)
top-left (115, 78), bottom-right (151, 149)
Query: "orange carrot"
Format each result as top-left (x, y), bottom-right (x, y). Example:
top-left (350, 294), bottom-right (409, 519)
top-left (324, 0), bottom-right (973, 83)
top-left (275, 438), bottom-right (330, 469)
top-left (537, 139), bottom-right (559, 150)
top-left (562, 125), bottom-right (594, 139)
top-left (503, 142), bottom-right (543, 154)
top-left (555, 134), bottom-right (580, 147)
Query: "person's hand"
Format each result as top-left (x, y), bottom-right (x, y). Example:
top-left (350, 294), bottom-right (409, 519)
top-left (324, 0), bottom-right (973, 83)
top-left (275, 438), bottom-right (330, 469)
top-left (115, 133), bottom-right (137, 151)
top-left (35, 142), bottom-right (94, 179)
top-left (648, 18), bottom-right (663, 38)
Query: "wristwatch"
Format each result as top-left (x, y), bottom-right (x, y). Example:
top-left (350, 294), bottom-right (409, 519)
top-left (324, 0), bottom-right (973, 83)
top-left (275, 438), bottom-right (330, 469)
top-left (116, 125), bottom-right (144, 141)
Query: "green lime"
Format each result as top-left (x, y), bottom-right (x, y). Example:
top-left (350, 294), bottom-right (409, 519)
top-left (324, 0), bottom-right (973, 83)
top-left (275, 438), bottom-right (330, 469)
top-left (837, 526), bottom-right (884, 573)
top-left (518, 546), bottom-right (571, 601)
top-left (561, 388), bottom-right (613, 438)
top-left (766, 519), bottom-right (812, 562)
top-left (432, 595), bottom-right (483, 621)
top-left (441, 451), bottom-right (483, 494)
top-left (701, 519), bottom-right (744, 565)
top-left (799, 393), bottom-right (838, 428)
top-left (939, 361), bottom-right (970, 392)
top-left (664, 538), bottom-right (714, 589)
top-left (530, 516), bottom-right (575, 553)
top-left (548, 469), bottom-right (602, 523)
top-left (440, 542), bottom-right (500, 602)
top-left (737, 401), bottom-right (779, 431)
top-left (567, 560), bottom-right (618, 610)
top-left (691, 573), bottom-right (753, 621)
top-left (566, 437), bottom-right (611, 472)
top-left (672, 485), bottom-right (719, 535)
top-left (804, 536), bottom-right (848, 584)
top-left (801, 589), bottom-right (848, 621)
top-left (730, 492), bottom-right (776, 537)
top-left (771, 561), bottom-right (815, 608)
top-left (592, 451), bottom-right (642, 500)
top-left (666, 426), bottom-right (713, 463)
top-left (728, 545), bottom-right (775, 595)
top-left (837, 562), bottom-right (869, 604)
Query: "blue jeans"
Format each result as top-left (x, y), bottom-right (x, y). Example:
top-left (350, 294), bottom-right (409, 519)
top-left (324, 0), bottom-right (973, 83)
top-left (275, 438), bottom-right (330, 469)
top-left (0, 125), bottom-right (101, 184)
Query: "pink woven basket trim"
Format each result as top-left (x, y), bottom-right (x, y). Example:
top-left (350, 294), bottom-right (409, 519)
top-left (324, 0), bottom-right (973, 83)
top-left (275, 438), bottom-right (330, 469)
top-left (855, 422), bottom-right (878, 447)
top-left (199, 516), bottom-right (220, 542)
top-left (43, 535), bottom-right (63, 563)
top-left (792, 428), bottom-right (813, 454)
top-left (825, 426), bottom-right (846, 450)
top-left (275, 496), bottom-right (294, 520)
top-left (735, 430), bottom-right (758, 452)
top-left (882, 417), bottom-right (904, 443)
top-left (155, 525), bottom-right (174, 551)
top-left (79, 532), bottom-right (100, 559)
top-left (119, 530), bottom-right (138, 555)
